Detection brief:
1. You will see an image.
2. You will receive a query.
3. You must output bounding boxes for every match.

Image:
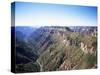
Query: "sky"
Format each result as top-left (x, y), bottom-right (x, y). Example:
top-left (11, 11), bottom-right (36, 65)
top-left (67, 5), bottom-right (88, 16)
top-left (12, 2), bottom-right (97, 27)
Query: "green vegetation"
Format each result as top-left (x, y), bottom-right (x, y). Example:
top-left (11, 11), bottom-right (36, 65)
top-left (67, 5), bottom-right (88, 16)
top-left (15, 26), bottom-right (97, 72)
top-left (16, 62), bottom-right (40, 73)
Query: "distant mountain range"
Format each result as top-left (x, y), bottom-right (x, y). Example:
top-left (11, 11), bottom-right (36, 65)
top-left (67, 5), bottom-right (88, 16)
top-left (69, 26), bottom-right (97, 34)
top-left (15, 26), bottom-right (37, 39)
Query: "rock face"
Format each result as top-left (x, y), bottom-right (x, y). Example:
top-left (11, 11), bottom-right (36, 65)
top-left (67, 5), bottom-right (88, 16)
top-left (14, 26), bottom-right (97, 73)
top-left (59, 60), bottom-right (71, 70)
top-left (80, 42), bottom-right (94, 54)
